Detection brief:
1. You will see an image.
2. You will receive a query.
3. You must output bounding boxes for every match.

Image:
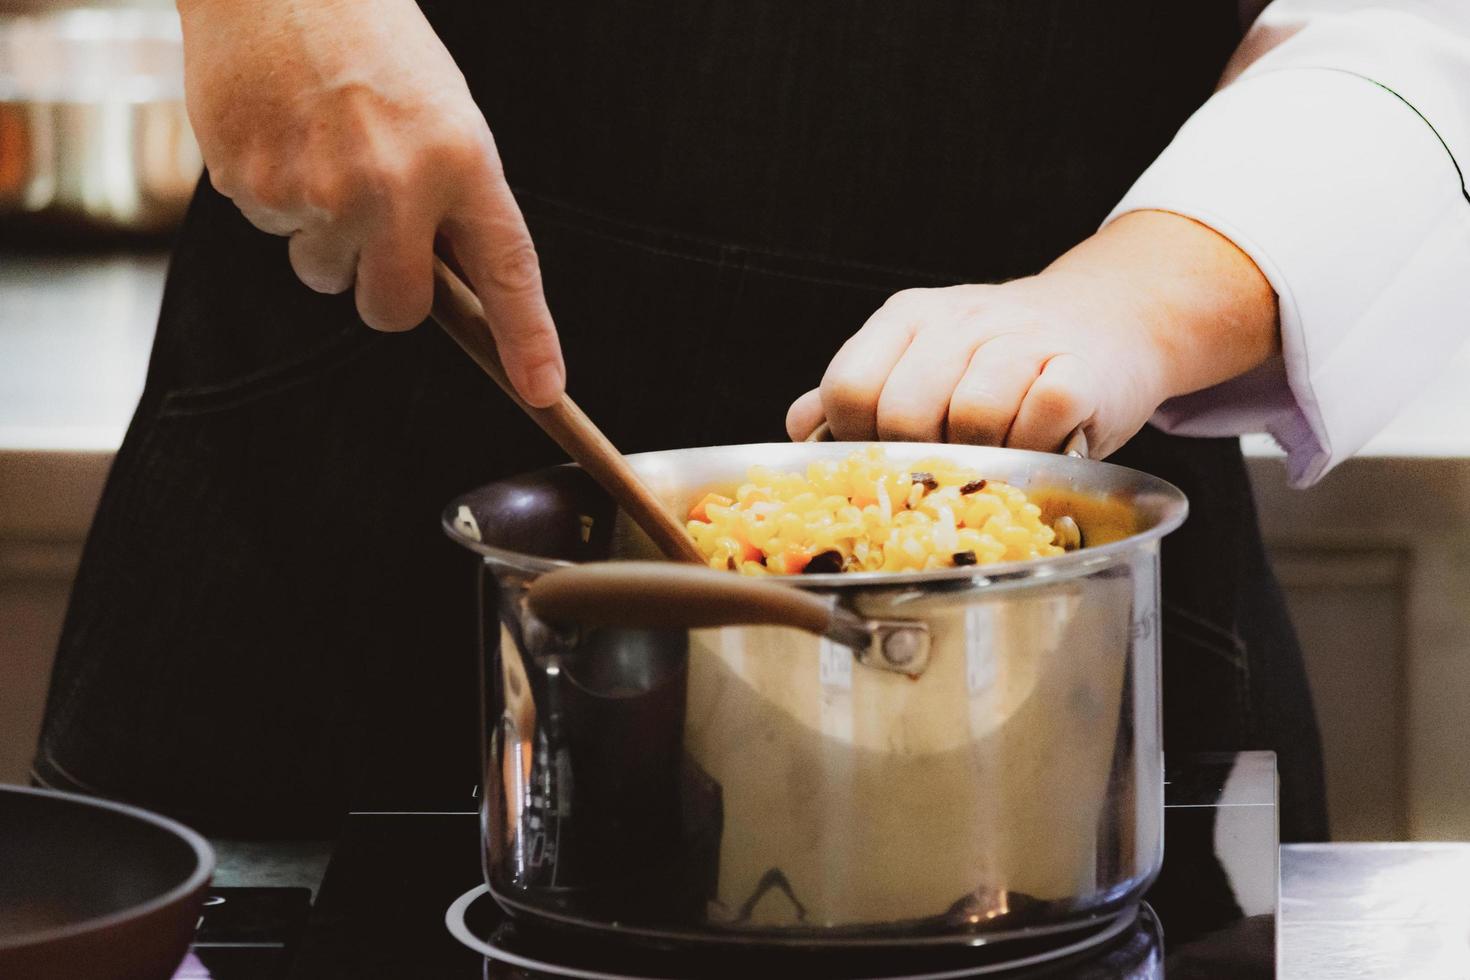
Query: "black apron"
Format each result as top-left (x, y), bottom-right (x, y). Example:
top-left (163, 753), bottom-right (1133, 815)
top-left (34, 0), bottom-right (1328, 843)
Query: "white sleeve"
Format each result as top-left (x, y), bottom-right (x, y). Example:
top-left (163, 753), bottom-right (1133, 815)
top-left (1105, 0), bottom-right (1470, 487)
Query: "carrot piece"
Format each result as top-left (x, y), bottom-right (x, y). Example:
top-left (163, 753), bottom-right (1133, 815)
top-left (739, 536), bottom-right (764, 564)
top-left (688, 492), bottom-right (734, 522)
top-left (851, 494), bottom-right (878, 509)
top-left (781, 549), bottom-right (812, 574)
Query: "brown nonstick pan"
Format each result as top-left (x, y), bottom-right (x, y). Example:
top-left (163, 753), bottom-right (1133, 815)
top-left (0, 784), bottom-right (213, 980)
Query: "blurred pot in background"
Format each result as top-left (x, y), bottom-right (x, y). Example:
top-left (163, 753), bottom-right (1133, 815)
top-left (0, 7), bottom-right (200, 240)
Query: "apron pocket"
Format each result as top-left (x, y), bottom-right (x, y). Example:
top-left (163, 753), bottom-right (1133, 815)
top-left (159, 326), bottom-right (381, 417)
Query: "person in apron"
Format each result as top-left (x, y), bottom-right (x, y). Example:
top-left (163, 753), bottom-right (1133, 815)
top-left (37, 0), bottom-right (1386, 843)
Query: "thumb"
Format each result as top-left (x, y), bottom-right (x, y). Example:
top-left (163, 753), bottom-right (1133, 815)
top-left (785, 388), bottom-right (825, 441)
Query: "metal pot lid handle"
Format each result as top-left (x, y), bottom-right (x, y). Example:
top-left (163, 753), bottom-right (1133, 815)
top-left (526, 562), bottom-right (930, 676)
top-left (804, 420), bottom-right (1091, 459)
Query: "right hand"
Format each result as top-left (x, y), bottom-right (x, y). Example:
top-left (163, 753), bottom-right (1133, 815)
top-left (177, 0), bottom-right (565, 406)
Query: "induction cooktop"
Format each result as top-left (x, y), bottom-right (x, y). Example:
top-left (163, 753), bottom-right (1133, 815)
top-left (177, 752), bottom-right (1277, 979)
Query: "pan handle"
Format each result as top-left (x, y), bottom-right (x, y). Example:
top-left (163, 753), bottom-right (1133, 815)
top-left (804, 420), bottom-right (1091, 459)
top-left (526, 562), bottom-right (930, 676)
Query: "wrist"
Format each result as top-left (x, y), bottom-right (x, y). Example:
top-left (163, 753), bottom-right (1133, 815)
top-left (1044, 209), bottom-right (1280, 402)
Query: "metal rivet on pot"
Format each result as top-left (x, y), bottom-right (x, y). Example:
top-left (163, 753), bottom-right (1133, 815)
top-left (882, 629), bottom-right (923, 667)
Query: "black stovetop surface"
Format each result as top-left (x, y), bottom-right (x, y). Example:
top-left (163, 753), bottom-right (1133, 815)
top-left (177, 753), bottom-right (1277, 979)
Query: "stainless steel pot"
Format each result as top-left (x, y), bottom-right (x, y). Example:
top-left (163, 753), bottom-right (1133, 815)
top-left (443, 442), bottom-right (1187, 947)
top-left (0, 8), bottom-right (201, 237)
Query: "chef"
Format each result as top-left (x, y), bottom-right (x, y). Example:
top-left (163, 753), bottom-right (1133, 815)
top-left (33, 0), bottom-right (1470, 845)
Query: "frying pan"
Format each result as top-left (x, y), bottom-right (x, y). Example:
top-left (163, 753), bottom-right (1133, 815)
top-left (0, 784), bottom-right (213, 980)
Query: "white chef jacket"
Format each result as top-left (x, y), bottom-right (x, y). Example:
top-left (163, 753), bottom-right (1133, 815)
top-left (1104, 0), bottom-right (1470, 486)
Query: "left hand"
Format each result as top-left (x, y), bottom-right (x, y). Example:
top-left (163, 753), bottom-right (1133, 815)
top-left (785, 210), bottom-right (1281, 458)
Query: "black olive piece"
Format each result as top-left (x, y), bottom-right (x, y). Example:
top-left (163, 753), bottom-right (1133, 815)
top-left (952, 550), bottom-right (978, 566)
top-left (803, 550), bottom-right (846, 574)
top-left (910, 472), bottom-right (940, 493)
top-left (959, 480), bottom-right (987, 494)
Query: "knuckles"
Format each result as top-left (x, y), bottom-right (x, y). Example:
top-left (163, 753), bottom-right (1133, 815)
top-left (820, 279), bottom-right (1103, 446)
top-left (206, 116), bottom-right (491, 226)
top-left (423, 121), bottom-right (493, 177)
top-left (1027, 380), bottom-right (1082, 423)
top-left (819, 374), bottom-right (873, 421)
top-left (882, 284), bottom-right (995, 320)
top-left (356, 273), bottom-right (434, 332)
top-left (946, 392), bottom-right (1008, 434)
top-left (880, 287), bottom-right (929, 311)
top-left (874, 405), bottom-right (938, 443)
top-left (483, 241), bottom-right (543, 294)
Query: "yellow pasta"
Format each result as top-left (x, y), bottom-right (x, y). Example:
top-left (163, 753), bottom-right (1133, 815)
top-left (685, 446), bottom-right (1063, 575)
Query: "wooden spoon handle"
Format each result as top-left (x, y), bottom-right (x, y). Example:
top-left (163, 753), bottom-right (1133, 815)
top-left (429, 259), bottom-right (704, 564)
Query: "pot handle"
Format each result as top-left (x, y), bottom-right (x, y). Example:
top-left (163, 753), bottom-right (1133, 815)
top-left (526, 562), bottom-right (930, 676)
top-left (804, 420), bottom-right (1091, 459)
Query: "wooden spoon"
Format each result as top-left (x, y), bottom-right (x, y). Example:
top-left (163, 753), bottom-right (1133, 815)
top-left (429, 259), bottom-right (704, 564)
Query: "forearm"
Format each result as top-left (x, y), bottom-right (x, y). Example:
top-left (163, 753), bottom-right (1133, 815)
top-left (1102, 1), bottom-right (1470, 485)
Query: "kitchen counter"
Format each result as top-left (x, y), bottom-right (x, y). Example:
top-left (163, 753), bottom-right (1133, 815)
top-left (0, 249), bottom-right (167, 452)
top-left (188, 752), bottom-right (1280, 979)
top-left (200, 839), bottom-right (1470, 979)
top-left (1280, 844), bottom-right (1470, 978)
top-left (178, 753), bottom-right (1470, 979)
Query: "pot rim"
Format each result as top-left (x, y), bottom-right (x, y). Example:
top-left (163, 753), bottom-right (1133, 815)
top-left (442, 441), bottom-right (1188, 589)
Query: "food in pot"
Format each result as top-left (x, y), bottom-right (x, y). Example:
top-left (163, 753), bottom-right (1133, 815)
top-left (685, 446), bottom-right (1063, 574)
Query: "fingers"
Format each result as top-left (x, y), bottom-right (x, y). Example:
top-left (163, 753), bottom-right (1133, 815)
top-left (447, 163), bottom-right (564, 408)
top-left (221, 154), bottom-right (307, 236)
top-left (354, 211), bottom-right (436, 331)
top-left (946, 335), bottom-right (1048, 446)
top-left (811, 280), bottom-right (1117, 455)
top-left (286, 207), bottom-right (436, 330)
top-left (812, 293), bottom-right (1099, 451)
top-left (785, 388), bottom-right (825, 441)
top-left (1006, 353), bottom-right (1097, 452)
top-left (288, 227), bottom-right (357, 295)
top-left (873, 325), bottom-right (990, 442)
top-left (235, 200), bottom-right (302, 237)
top-left (819, 296), bottom-right (919, 440)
